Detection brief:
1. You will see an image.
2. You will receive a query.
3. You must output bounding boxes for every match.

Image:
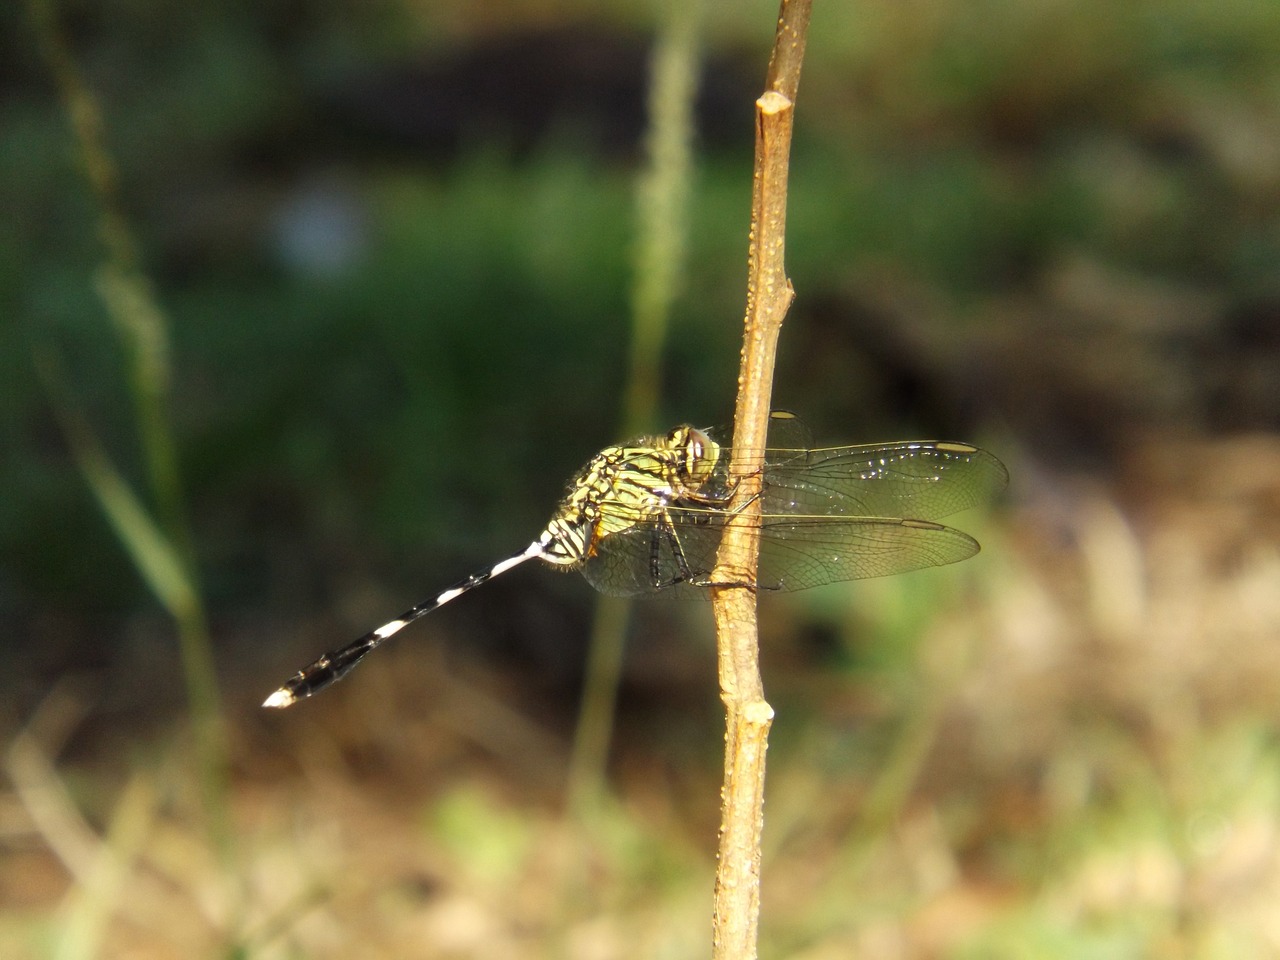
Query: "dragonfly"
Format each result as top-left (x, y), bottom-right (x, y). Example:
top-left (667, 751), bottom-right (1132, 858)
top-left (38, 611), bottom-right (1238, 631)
top-left (263, 414), bottom-right (1007, 707)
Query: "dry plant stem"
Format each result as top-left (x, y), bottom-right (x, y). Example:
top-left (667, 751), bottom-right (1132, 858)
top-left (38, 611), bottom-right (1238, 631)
top-left (711, 2), bottom-right (810, 957)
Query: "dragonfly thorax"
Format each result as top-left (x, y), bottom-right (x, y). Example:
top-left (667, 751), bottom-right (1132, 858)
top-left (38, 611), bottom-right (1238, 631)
top-left (537, 424), bottom-right (723, 568)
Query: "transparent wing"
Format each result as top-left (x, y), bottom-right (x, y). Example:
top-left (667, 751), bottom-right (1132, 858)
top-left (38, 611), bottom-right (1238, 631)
top-left (699, 417), bottom-right (1008, 522)
top-left (753, 441), bottom-right (1008, 521)
top-left (754, 515), bottom-right (979, 590)
top-left (578, 508), bottom-right (981, 599)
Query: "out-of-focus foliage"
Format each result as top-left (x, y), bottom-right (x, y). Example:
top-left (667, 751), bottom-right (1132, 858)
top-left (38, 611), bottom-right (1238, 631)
top-left (5, 0), bottom-right (1277, 632)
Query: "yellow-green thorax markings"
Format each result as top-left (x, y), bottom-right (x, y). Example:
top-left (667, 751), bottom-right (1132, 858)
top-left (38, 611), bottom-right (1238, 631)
top-left (539, 425), bottom-right (722, 565)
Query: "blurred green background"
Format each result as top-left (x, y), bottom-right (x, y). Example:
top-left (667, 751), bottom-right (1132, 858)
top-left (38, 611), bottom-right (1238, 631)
top-left (4, 0), bottom-right (1280, 957)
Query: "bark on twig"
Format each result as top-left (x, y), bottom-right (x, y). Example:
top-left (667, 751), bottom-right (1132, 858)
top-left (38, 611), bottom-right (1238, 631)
top-left (710, 2), bottom-right (812, 958)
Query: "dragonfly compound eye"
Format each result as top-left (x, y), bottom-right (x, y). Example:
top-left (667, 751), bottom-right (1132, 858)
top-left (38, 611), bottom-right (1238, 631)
top-left (678, 427), bottom-right (718, 489)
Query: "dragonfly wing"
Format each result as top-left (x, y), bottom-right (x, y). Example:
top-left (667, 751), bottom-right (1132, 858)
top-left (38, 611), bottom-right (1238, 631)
top-left (580, 511), bottom-right (980, 597)
top-left (758, 442), bottom-right (1008, 521)
top-left (752, 516), bottom-right (981, 591)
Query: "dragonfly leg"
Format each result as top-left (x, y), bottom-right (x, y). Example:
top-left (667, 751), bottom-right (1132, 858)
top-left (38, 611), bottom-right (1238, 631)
top-left (686, 478), bottom-right (763, 519)
top-left (646, 508), bottom-right (765, 593)
top-left (647, 511), bottom-right (703, 588)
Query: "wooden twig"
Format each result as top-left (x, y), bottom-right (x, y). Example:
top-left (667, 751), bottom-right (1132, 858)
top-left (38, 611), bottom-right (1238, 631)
top-left (710, 2), bottom-right (812, 958)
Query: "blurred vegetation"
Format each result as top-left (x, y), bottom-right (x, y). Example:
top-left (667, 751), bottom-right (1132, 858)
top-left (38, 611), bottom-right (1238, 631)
top-left (3, 0), bottom-right (1280, 957)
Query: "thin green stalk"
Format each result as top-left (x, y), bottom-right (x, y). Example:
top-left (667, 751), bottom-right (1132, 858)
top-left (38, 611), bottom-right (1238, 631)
top-left (25, 0), bottom-right (232, 883)
top-left (566, 0), bottom-right (703, 818)
top-left (27, 0), bottom-right (193, 564)
top-left (620, 0), bottom-right (702, 434)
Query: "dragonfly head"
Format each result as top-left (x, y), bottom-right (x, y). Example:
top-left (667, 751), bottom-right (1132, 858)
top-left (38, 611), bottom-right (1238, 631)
top-left (667, 425), bottom-right (720, 494)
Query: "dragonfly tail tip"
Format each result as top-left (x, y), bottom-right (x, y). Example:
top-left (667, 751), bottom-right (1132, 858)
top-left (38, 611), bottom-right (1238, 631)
top-left (262, 687), bottom-right (298, 709)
